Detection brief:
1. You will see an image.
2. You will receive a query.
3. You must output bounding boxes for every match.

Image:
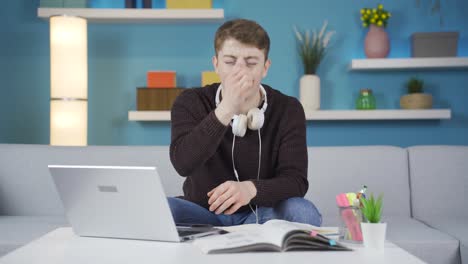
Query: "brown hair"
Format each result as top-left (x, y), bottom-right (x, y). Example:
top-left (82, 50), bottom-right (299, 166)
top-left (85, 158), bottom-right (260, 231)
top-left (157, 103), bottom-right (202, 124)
top-left (214, 19), bottom-right (270, 61)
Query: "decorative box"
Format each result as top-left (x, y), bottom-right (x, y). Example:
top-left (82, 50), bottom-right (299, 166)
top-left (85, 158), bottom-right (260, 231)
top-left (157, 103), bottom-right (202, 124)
top-left (201, 71), bottom-right (220, 86)
top-left (137, 87), bottom-right (185, 110)
top-left (147, 71), bottom-right (176, 88)
top-left (411, 32), bottom-right (459, 57)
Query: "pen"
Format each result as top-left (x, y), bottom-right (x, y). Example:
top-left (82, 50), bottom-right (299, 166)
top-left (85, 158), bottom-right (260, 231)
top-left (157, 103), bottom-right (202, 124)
top-left (356, 185), bottom-right (367, 200)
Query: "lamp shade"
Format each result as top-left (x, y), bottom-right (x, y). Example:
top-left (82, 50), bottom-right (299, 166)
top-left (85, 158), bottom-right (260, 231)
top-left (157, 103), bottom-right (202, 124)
top-left (50, 100), bottom-right (87, 146)
top-left (50, 16), bottom-right (88, 146)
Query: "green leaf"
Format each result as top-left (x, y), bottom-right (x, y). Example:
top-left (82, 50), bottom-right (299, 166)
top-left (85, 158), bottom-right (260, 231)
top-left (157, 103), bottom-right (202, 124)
top-left (293, 22), bottom-right (334, 75)
top-left (360, 193), bottom-right (384, 223)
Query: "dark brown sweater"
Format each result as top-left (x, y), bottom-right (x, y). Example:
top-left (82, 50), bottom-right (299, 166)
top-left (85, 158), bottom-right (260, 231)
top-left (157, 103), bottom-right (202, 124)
top-left (170, 83), bottom-right (308, 212)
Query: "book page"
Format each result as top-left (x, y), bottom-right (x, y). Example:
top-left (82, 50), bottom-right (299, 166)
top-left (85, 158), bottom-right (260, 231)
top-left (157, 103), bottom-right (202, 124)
top-left (193, 229), bottom-right (278, 254)
top-left (259, 220), bottom-right (307, 246)
top-left (194, 220), bottom-right (340, 254)
top-left (219, 220), bottom-right (338, 236)
top-left (271, 221), bottom-right (340, 236)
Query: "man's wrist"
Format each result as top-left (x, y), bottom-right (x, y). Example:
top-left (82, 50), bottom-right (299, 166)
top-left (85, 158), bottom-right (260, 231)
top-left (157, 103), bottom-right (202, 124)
top-left (215, 103), bottom-right (235, 126)
top-left (243, 181), bottom-right (257, 200)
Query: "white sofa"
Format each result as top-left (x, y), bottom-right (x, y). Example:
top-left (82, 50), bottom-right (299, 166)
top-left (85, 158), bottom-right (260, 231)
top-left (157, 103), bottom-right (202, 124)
top-left (0, 144), bottom-right (466, 263)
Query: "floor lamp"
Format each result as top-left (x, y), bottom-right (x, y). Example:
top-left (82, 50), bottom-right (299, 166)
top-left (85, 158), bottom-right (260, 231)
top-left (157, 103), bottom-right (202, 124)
top-left (50, 16), bottom-right (88, 146)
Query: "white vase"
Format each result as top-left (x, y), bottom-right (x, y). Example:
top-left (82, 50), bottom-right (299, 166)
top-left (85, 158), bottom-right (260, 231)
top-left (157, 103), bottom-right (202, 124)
top-left (299, 74), bottom-right (320, 111)
top-left (361, 222), bottom-right (387, 251)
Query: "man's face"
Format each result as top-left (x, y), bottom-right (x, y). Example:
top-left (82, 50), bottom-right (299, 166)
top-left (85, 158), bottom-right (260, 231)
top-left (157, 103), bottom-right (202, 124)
top-left (213, 38), bottom-right (271, 88)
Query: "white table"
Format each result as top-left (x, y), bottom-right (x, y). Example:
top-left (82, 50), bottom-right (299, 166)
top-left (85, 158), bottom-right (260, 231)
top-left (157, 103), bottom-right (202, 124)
top-left (0, 228), bottom-right (425, 264)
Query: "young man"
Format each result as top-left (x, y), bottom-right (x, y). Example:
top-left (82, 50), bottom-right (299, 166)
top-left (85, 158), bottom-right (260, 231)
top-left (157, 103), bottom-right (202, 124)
top-left (169, 19), bottom-right (322, 226)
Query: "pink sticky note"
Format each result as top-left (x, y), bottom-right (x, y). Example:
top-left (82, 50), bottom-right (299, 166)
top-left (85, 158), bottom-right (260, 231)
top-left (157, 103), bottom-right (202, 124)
top-left (336, 193), bottom-right (350, 207)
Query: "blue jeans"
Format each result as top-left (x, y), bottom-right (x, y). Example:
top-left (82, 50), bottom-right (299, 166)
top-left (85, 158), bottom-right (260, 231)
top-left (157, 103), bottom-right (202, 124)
top-left (167, 197), bottom-right (322, 226)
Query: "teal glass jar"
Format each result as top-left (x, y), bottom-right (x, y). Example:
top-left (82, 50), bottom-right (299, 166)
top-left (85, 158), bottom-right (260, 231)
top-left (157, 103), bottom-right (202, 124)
top-left (356, 89), bottom-right (376, 110)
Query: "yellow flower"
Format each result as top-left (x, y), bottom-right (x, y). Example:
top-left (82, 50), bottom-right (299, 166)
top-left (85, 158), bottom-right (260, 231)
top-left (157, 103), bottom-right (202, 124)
top-left (374, 14), bottom-right (378, 19)
top-left (370, 18), bottom-right (376, 23)
top-left (377, 20), bottom-right (383, 26)
top-left (367, 9), bottom-right (371, 14)
top-left (381, 14), bottom-right (387, 19)
top-left (363, 23), bottom-right (368, 27)
top-left (378, 4), bottom-right (384, 10)
top-left (360, 9), bottom-right (365, 14)
top-left (373, 8), bottom-right (377, 13)
top-left (361, 17), bottom-right (365, 21)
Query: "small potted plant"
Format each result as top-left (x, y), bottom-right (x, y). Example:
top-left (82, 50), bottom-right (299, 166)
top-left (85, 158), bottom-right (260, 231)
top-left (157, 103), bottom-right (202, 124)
top-left (293, 21), bottom-right (335, 111)
top-left (360, 193), bottom-right (386, 250)
top-left (400, 77), bottom-right (433, 109)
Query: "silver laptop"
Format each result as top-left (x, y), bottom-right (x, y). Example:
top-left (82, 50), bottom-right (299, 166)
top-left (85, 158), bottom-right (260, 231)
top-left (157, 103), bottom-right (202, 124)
top-left (48, 165), bottom-right (224, 242)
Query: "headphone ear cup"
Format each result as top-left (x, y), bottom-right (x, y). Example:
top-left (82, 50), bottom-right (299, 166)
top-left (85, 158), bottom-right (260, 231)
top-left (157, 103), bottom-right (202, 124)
top-left (247, 108), bottom-right (264, 130)
top-left (232, 114), bottom-right (247, 137)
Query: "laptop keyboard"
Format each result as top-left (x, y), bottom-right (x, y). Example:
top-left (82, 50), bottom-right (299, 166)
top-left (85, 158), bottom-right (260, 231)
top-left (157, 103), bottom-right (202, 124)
top-left (177, 229), bottom-right (203, 237)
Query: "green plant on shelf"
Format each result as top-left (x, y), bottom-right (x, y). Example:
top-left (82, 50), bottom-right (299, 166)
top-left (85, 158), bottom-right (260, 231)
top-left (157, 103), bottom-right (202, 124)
top-left (293, 21), bottom-right (335, 75)
top-left (406, 77), bottom-right (424, 94)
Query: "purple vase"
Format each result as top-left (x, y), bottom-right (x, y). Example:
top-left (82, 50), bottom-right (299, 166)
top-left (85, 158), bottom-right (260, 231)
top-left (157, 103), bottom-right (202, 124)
top-left (364, 25), bottom-right (390, 58)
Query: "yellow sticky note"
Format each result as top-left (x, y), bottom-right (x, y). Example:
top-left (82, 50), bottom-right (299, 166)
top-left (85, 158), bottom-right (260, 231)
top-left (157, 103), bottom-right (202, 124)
top-left (346, 193), bottom-right (357, 207)
top-left (202, 71), bottom-right (220, 86)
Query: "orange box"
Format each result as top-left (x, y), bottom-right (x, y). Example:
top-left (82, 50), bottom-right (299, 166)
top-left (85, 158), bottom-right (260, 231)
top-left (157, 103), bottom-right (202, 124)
top-left (147, 71), bottom-right (176, 88)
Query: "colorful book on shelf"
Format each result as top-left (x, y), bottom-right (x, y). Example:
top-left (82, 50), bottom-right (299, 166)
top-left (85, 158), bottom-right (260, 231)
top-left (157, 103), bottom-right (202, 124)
top-left (201, 71), bottom-right (220, 86)
top-left (40, 0), bottom-right (63, 7)
top-left (193, 219), bottom-right (349, 254)
top-left (166, 0), bottom-right (212, 9)
top-left (147, 71), bottom-right (176, 88)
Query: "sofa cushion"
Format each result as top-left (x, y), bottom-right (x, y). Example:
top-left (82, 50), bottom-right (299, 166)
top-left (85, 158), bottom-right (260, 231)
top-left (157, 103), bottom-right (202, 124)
top-left (0, 216), bottom-right (67, 257)
top-left (0, 144), bottom-right (184, 216)
top-left (408, 146), bottom-right (468, 264)
top-left (386, 217), bottom-right (461, 264)
top-left (306, 146), bottom-right (411, 219)
top-left (418, 218), bottom-right (468, 264)
top-left (408, 145), bottom-right (468, 219)
top-left (0, 145), bottom-right (64, 216)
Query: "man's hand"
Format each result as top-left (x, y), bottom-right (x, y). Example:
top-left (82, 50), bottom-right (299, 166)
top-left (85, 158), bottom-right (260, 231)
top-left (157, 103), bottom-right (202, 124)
top-left (207, 181), bottom-right (257, 215)
top-left (215, 67), bottom-right (259, 126)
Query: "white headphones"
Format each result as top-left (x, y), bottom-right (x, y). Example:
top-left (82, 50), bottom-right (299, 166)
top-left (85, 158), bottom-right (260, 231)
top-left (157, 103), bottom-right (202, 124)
top-left (215, 84), bottom-right (267, 224)
top-left (215, 85), bottom-right (268, 137)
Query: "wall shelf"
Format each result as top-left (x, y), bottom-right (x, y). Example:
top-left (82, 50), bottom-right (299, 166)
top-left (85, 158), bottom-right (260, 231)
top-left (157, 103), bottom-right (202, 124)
top-left (37, 8), bottom-right (224, 23)
top-left (303, 109), bottom-right (451, 120)
top-left (350, 57), bottom-right (468, 70)
top-left (128, 109), bottom-right (451, 121)
top-left (129, 111), bottom-right (171, 121)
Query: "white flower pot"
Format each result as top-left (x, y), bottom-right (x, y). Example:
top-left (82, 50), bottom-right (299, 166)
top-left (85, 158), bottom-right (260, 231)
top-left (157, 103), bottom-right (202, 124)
top-left (299, 74), bottom-right (320, 110)
top-left (361, 222), bottom-right (387, 251)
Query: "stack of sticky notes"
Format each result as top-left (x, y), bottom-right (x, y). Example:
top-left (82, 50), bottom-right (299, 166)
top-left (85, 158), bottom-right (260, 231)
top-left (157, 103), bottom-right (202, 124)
top-left (202, 71), bottom-right (220, 86)
top-left (147, 71), bottom-right (176, 88)
top-left (166, 0), bottom-right (211, 9)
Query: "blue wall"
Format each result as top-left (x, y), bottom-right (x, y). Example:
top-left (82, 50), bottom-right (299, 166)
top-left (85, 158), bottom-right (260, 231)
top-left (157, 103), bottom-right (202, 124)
top-left (1, 0), bottom-right (467, 146)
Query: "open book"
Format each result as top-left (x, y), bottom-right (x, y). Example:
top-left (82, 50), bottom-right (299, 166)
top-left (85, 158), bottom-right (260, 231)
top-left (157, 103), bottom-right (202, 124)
top-left (193, 219), bottom-right (351, 254)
